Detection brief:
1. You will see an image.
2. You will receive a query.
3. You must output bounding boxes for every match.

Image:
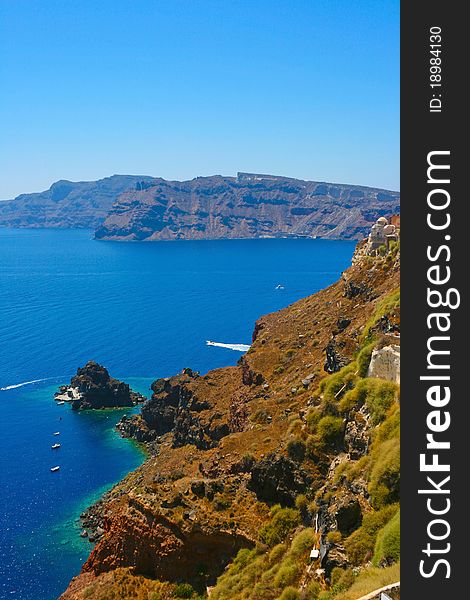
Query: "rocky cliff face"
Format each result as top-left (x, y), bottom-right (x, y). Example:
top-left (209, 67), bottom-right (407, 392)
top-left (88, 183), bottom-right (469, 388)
top-left (60, 245), bottom-right (401, 600)
top-left (0, 172), bottom-right (399, 240)
top-left (95, 173), bottom-right (399, 241)
top-left (0, 175), bottom-right (155, 228)
top-left (55, 360), bottom-right (145, 410)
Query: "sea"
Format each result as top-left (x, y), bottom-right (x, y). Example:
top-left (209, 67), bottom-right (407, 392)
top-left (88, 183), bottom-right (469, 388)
top-left (0, 229), bottom-right (355, 600)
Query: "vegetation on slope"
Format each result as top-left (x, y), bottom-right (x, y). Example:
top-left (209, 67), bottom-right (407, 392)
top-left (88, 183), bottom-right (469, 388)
top-left (60, 247), bottom-right (401, 600)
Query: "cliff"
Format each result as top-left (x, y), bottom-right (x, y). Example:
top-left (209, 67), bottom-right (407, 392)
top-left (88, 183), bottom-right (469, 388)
top-left (0, 175), bottom-right (155, 228)
top-left (95, 173), bottom-right (400, 241)
top-left (55, 361), bottom-right (145, 410)
top-left (60, 244), bottom-right (401, 600)
top-left (0, 173), bottom-right (399, 241)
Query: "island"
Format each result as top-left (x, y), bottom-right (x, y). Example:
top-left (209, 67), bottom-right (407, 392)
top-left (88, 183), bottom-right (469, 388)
top-left (55, 360), bottom-right (146, 410)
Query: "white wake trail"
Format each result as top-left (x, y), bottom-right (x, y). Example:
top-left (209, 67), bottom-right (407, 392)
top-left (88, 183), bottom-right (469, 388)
top-left (206, 341), bottom-right (251, 352)
top-left (0, 377), bottom-right (56, 391)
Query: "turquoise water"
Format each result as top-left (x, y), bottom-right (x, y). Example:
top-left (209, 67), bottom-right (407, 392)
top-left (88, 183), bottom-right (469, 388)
top-left (0, 229), bottom-right (355, 599)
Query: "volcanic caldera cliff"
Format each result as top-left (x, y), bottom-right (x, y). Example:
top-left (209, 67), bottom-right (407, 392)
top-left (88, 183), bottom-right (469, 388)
top-left (95, 173), bottom-right (400, 242)
top-left (0, 175), bottom-right (156, 229)
top-left (60, 243), bottom-right (401, 600)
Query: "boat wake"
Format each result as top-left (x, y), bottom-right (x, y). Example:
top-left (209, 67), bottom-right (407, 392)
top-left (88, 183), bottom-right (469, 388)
top-left (0, 377), bottom-right (58, 391)
top-left (206, 341), bottom-right (251, 352)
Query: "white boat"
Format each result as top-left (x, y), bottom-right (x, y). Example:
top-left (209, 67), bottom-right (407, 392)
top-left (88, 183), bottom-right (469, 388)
top-left (53, 432), bottom-right (60, 436)
top-left (50, 466), bottom-right (60, 472)
top-left (275, 284), bottom-right (285, 290)
top-left (56, 401), bottom-right (65, 405)
top-left (51, 443), bottom-right (61, 449)
top-left (206, 340), bottom-right (216, 346)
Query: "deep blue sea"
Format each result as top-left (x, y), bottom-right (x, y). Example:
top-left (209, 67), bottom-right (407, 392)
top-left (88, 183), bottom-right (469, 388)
top-left (0, 229), bottom-right (355, 600)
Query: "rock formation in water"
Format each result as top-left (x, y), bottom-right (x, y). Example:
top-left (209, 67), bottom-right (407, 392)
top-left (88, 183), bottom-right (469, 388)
top-left (55, 361), bottom-right (145, 410)
top-left (60, 242), bottom-right (401, 600)
top-left (95, 172), bottom-right (400, 241)
top-left (0, 175), bottom-right (156, 228)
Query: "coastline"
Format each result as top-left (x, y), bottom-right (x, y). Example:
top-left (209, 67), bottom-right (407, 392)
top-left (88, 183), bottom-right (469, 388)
top-left (60, 242), bottom-right (401, 599)
top-left (0, 230), bottom-right (357, 599)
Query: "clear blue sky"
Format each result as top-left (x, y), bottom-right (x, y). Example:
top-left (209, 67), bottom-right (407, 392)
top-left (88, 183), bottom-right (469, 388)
top-left (0, 0), bottom-right (399, 199)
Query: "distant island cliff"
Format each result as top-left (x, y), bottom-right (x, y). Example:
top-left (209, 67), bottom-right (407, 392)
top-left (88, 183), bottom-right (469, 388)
top-left (0, 172), bottom-right (399, 241)
top-left (0, 175), bottom-right (156, 229)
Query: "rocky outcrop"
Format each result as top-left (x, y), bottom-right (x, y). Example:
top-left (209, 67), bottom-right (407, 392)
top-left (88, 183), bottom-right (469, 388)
top-left (116, 414), bottom-right (157, 443)
top-left (95, 173), bottom-right (400, 241)
top-left (344, 409), bottom-right (371, 459)
top-left (82, 496), bottom-right (254, 585)
top-left (55, 361), bottom-right (145, 410)
top-left (117, 368), bottom-right (232, 450)
top-left (324, 338), bottom-right (350, 373)
top-left (0, 175), bottom-right (156, 228)
top-left (249, 454), bottom-right (311, 506)
top-left (329, 494), bottom-right (363, 535)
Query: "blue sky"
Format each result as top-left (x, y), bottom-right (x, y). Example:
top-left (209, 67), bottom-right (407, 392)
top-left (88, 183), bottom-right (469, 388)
top-left (0, 0), bottom-right (399, 199)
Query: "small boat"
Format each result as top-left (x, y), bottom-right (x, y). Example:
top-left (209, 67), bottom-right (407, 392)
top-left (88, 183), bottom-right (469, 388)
top-left (53, 432), bottom-right (60, 436)
top-left (50, 466), bottom-right (60, 472)
top-left (56, 401), bottom-right (65, 405)
top-left (275, 284), bottom-right (285, 290)
top-left (206, 340), bottom-right (216, 346)
top-left (51, 443), bottom-right (61, 449)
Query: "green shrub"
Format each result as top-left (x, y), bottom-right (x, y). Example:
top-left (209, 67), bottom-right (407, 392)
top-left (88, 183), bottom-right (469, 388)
top-left (306, 581), bottom-right (322, 599)
top-left (251, 409), bottom-right (271, 424)
top-left (230, 547), bottom-right (258, 574)
top-left (373, 509), bottom-right (400, 566)
top-left (174, 582), bottom-right (195, 598)
top-left (330, 568), bottom-right (355, 594)
top-left (316, 416), bottom-right (344, 447)
top-left (362, 289), bottom-right (400, 342)
top-left (356, 343), bottom-right (376, 377)
top-left (305, 435), bottom-right (322, 460)
top-left (326, 530), bottom-right (342, 544)
top-left (340, 378), bottom-right (398, 424)
top-left (259, 507), bottom-right (300, 547)
top-left (288, 419), bottom-right (303, 436)
top-left (344, 504), bottom-right (398, 565)
top-left (369, 437), bottom-right (400, 508)
top-left (330, 567), bottom-right (345, 587)
top-left (306, 408), bottom-right (322, 432)
top-left (319, 364), bottom-right (358, 405)
top-left (277, 587), bottom-right (300, 600)
top-left (269, 543), bottom-right (287, 564)
top-left (287, 439), bottom-right (306, 462)
top-left (330, 563), bottom-right (400, 600)
top-left (374, 406), bottom-right (400, 444)
top-left (295, 494), bottom-right (308, 512)
top-left (289, 528), bottom-right (315, 557)
top-left (274, 559), bottom-right (300, 587)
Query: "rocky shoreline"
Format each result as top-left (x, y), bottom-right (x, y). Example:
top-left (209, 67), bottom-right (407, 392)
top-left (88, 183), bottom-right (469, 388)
top-left (61, 242), bottom-right (401, 600)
